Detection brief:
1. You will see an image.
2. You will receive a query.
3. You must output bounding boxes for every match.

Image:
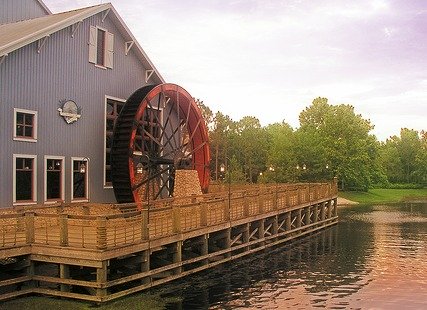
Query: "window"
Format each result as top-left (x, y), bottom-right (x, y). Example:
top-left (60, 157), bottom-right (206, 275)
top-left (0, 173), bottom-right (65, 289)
top-left (89, 26), bottom-right (114, 68)
top-left (104, 97), bottom-right (125, 187)
top-left (44, 156), bottom-right (65, 203)
top-left (14, 108), bottom-right (37, 142)
top-left (13, 154), bottom-right (37, 204)
top-left (71, 157), bottom-right (89, 202)
top-left (96, 28), bottom-right (105, 66)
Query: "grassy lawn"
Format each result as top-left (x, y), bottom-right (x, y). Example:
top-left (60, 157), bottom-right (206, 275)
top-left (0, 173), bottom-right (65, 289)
top-left (339, 188), bottom-right (427, 204)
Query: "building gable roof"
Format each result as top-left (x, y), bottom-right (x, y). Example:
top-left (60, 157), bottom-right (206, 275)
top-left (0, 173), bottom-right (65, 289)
top-left (0, 3), bottom-right (164, 82)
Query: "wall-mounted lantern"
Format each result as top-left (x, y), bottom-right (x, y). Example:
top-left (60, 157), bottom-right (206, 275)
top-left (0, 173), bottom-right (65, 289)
top-left (79, 157), bottom-right (89, 174)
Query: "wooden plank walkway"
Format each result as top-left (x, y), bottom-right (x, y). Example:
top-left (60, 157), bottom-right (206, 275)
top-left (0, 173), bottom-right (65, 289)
top-left (0, 181), bottom-right (338, 303)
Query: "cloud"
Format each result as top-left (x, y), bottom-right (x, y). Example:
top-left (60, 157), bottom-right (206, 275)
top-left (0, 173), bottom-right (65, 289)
top-left (42, 0), bottom-right (427, 141)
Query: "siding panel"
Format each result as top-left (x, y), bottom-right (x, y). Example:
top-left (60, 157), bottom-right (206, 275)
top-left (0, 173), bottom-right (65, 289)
top-left (0, 0), bottom-right (49, 25)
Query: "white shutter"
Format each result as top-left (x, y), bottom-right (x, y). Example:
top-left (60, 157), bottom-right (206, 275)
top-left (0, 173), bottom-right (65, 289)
top-left (105, 32), bottom-right (114, 69)
top-left (88, 26), bottom-right (97, 64)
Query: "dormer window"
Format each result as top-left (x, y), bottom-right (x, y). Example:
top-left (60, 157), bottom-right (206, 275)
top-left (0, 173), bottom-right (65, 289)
top-left (89, 26), bottom-right (114, 69)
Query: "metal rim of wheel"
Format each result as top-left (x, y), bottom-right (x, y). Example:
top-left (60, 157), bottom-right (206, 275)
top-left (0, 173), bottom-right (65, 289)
top-left (111, 83), bottom-right (210, 205)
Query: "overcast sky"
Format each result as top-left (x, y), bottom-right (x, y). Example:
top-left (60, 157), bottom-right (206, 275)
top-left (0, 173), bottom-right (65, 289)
top-left (43, 0), bottom-right (427, 141)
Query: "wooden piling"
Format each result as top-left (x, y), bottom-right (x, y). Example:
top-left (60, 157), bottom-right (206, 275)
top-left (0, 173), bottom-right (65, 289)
top-left (96, 261), bottom-right (108, 299)
top-left (59, 264), bottom-right (70, 292)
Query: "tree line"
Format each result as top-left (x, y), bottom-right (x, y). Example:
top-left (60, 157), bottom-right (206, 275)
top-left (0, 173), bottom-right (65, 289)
top-left (196, 98), bottom-right (427, 191)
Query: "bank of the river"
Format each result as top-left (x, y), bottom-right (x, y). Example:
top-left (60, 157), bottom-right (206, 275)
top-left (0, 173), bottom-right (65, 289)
top-left (0, 292), bottom-right (180, 310)
top-left (337, 197), bottom-right (359, 205)
top-left (339, 188), bottom-right (427, 204)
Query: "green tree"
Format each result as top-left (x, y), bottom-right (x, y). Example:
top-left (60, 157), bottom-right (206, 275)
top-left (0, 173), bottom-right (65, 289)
top-left (195, 98), bottom-right (213, 128)
top-left (297, 97), bottom-right (377, 190)
top-left (412, 130), bottom-right (427, 184)
top-left (380, 129), bottom-right (423, 184)
top-left (233, 116), bottom-right (268, 183)
top-left (397, 128), bottom-right (421, 183)
top-left (265, 121), bottom-right (296, 182)
top-left (209, 112), bottom-right (235, 181)
top-left (378, 137), bottom-right (404, 183)
top-left (294, 126), bottom-right (329, 182)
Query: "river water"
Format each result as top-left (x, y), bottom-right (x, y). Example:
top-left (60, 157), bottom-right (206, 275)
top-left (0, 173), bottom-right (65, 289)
top-left (2, 203), bottom-right (426, 310)
top-left (153, 203), bottom-right (427, 309)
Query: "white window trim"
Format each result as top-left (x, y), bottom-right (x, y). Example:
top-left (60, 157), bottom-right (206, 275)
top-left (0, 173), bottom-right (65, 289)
top-left (104, 95), bottom-right (126, 189)
top-left (13, 154), bottom-right (37, 205)
top-left (95, 64), bottom-right (108, 70)
top-left (44, 155), bottom-right (65, 204)
top-left (13, 108), bottom-right (38, 142)
top-left (71, 157), bottom-right (89, 202)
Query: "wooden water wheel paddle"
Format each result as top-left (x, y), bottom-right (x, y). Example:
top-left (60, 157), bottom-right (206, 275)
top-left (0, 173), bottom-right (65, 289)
top-left (110, 83), bottom-right (210, 205)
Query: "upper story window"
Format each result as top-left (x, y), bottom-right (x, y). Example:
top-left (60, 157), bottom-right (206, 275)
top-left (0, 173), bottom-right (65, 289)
top-left (97, 28), bottom-right (106, 66)
top-left (89, 26), bottom-right (114, 69)
top-left (14, 108), bottom-right (37, 142)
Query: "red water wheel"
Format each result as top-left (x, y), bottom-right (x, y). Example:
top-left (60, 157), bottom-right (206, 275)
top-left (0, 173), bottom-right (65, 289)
top-left (111, 83), bottom-right (210, 205)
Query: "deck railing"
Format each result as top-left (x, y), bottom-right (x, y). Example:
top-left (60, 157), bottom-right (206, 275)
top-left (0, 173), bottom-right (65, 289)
top-left (0, 181), bottom-right (338, 252)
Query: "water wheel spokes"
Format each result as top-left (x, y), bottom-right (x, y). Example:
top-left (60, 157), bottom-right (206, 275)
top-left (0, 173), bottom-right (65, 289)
top-left (111, 83), bottom-right (210, 205)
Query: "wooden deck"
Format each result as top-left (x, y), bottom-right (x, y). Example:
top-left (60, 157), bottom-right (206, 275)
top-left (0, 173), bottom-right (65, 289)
top-left (0, 181), bottom-right (338, 303)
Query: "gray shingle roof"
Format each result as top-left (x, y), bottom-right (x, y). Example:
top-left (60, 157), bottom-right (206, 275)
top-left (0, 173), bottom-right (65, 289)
top-left (0, 4), bottom-right (108, 57)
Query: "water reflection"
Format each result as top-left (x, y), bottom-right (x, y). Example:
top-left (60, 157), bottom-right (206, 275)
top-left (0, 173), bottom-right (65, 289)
top-left (151, 203), bottom-right (427, 309)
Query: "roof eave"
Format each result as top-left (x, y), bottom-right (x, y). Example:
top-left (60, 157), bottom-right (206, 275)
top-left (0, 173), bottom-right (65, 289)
top-left (0, 4), bottom-right (111, 57)
top-left (0, 3), bottom-right (164, 84)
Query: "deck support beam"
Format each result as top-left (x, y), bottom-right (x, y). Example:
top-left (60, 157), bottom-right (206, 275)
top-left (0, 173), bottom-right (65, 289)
top-left (258, 220), bottom-right (265, 247)
top-left (141, 250), bottom-right (150, 284)
top-left (313, 205), bottom-right (318, 224)
top-left (224, 228), bottom-right (231, 258)
top-left (60, 264), bottom-right (70, 292)
top-left (272, 216), bottom-right (278, 241)
top-left (327, 200), bottom-right (332, 219)
top-left (296, 209), bottom-right (302, 228)
top-left (172, 241), bottom-right (182, 274)
top-left (333, 198), bottom-right (338, 217)
top-left (305, 207), bottom-right (311, 226)
top-left (96, 261), bottom-right (108, 298)
top-left (201, 234), bottom-right (208, 265)
top-left (320, 202), bottom-right (326, 221)
top-left (285, 212), bottom-right (291, 231)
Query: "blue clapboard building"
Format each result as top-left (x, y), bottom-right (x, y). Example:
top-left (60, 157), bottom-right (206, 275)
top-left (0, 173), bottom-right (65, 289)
top-left (0, 0), bottom-right (164, 206)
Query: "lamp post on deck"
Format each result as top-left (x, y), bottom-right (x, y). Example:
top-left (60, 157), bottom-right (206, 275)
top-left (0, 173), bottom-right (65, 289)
top-left (296, 163), bottom-right (307, 182)
top-left (136, 153), bottom-right (151, 237)
top-left (269, 165), bottom-right (278, 205)
top-left (220, 157), bottom-right (231, 220)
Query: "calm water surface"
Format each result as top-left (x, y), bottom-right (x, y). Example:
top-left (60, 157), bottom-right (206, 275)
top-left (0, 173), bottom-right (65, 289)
top-left (153, 203), bottom-right (427, 309)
